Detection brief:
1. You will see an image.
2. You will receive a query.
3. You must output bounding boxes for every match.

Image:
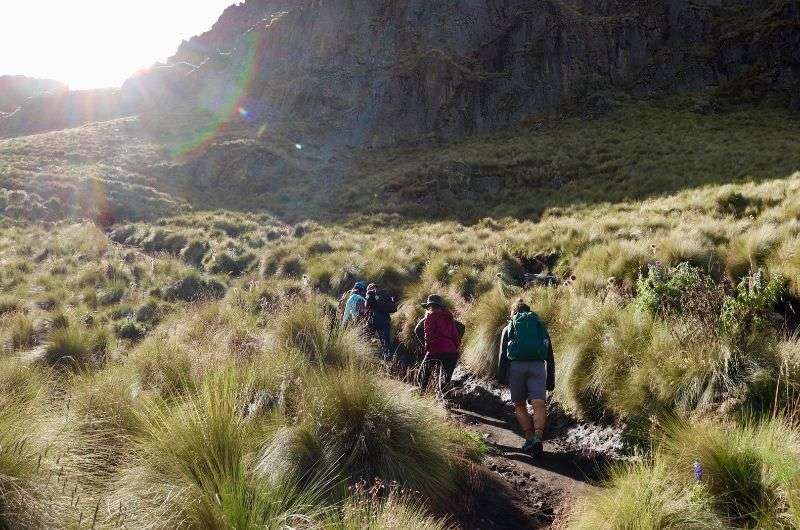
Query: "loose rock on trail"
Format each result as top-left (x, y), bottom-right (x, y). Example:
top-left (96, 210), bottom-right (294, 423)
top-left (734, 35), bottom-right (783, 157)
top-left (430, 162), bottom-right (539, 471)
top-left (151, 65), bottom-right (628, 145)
top-left (447, 369), bottom-right (621, 529)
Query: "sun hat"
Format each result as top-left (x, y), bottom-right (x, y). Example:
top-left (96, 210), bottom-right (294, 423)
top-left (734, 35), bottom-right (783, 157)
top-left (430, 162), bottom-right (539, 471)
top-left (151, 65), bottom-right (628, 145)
top-left (421, 294), bottom-right (446, 308)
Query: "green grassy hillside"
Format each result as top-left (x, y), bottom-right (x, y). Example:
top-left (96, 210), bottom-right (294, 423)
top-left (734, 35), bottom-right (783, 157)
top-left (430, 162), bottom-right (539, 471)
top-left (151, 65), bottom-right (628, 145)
top-left (2, 97), bottom-right (799, 223)
top-left (2, 95), bottom-right (800, 527)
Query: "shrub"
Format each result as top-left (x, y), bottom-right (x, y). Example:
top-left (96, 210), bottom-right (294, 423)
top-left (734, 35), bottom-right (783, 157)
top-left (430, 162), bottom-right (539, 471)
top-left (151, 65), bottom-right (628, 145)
top-left (716, 190), bottom-right (761, 217)
top-left (112, 371), bottom-right (323, 528)
top-left (277, 256), bottom-right (305, 278)
top-left (569, 456), bottom-right (724, 529)
top-left (179, 239), bottom-right (209, 266)
top-left (0, 296), bottom-right (20, 316)
top-left (726, 225), bottom-right (782, 283)
top-left (270, 297), bottom-right (374, 367)
top-left (97, 276), bottom-right (127, 306)
top-left (6, 313), bottom-right (35, 352)
top-left (495, 250), bottom-right (526, 288)
top-left (720, 269), bottom-right (787, 344)
top-left (130, 335), bottom-right (197, 398)
top-left (66, 367), bottom-right (141, 487)
top-left (573, 240), bottom-right (649, 293)
top-left (204, 250), bottom-right (256, 277)
top-left (163, 274), bottom-right (226, 302)
top-left (0, 360), bottom-right (48, 527)
top-left (43, 326), bottom-right (108, 370)
top-left (331, 490), bottom-right (449, 530)
top-left (635, 262), bottom-right (708, 315)
top-left (134, 300), bottom-right (161, 325)
top-left (555, 297), bottom-right (621, 418)
top-left (655, 233), bottom-right (720, 277)
top-left (114, 319), bottom-right (147, 341)
top-left (660, 418), bottom-right (800, 527)
top-left (461, 289), bottom-right (511, 379)
top-left (258, 369), bottom-right (476, 510)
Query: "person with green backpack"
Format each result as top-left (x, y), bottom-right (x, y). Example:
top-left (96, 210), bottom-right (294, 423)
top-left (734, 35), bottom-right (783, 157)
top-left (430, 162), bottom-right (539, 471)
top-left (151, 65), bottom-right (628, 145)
top-left (497, 300), bottom-right (555, 457)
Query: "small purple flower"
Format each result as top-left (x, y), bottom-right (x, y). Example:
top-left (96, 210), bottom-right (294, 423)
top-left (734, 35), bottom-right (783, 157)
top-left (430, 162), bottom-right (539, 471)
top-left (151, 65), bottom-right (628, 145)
top-left (693, 461), bottom-right (703, 481)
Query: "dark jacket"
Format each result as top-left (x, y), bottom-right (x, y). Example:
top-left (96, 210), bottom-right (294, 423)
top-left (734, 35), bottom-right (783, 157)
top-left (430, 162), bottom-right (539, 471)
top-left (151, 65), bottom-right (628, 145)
top-left (414, 309), bottom-right (465, 360)
top-left (365, 289), bottom-right (397, 332)
top-left (498, 323), bottom-right (555, 391)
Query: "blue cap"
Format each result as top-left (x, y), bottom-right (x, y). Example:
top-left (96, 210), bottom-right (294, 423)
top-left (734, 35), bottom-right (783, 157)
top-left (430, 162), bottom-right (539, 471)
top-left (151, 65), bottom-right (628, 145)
top-left (354, 281), bottom-right (366, 291)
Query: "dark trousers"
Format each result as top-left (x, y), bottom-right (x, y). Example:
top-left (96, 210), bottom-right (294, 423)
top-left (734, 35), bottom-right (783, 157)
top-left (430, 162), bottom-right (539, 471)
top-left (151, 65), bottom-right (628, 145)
top-left (418, 356), bottom-right (458, 393)
top-left (369, 323), bottom-right (393, 362)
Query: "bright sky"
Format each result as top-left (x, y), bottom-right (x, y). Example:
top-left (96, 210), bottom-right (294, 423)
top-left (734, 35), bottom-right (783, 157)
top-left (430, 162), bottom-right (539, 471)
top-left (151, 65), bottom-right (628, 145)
top-left (0, 1), bottom-right (237, 90)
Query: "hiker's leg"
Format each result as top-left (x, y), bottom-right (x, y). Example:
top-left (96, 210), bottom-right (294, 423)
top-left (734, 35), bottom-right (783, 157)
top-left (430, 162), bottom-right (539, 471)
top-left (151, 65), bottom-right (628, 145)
top-left (528, 361), bottom-right (548, 439)
top-left (509, 362), bottom-right (535, 438)
top-left (378, 325), bottom-right (392, 361)
top-left (435, 359), bottom-right (457, 395)
top-left (419, 357), bottom-right (439, 391)
top-left (442, 359), bottom-right (457, 385)
top-left (513, 401), bottom-right (535, 439)
top-left (530, 399), bottom-right (547, 437)
top-left (418, 358), bottom-right (431, 389)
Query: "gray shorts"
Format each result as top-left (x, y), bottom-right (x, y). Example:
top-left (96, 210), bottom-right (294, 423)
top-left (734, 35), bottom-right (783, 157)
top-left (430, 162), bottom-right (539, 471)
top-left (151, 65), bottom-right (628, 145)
top-left (509, 361), bottom-right (547, 403)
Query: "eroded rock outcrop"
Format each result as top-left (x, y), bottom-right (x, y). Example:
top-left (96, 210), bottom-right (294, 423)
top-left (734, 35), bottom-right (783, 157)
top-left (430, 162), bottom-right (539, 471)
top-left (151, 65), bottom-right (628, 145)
top-left (124, 0), bottom-right (800, 146)
top-left (4, 1), bottom-right (798, 143)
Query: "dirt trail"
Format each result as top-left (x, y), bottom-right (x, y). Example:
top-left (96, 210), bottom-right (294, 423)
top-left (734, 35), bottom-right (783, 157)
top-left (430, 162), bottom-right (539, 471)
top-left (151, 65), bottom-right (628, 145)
top-left (447, 370), bottom-right (620, 529)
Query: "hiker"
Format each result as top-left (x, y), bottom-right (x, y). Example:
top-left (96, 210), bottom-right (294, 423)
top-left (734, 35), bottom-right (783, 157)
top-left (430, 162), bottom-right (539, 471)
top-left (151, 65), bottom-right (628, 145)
top-left (365, 283), bottom-right (397, 361)
top-left (497, 300), bottom-right (555, 457)
top-left (341, 281), bottom-right (368, 327)
top-left (414, 294), bottom-right (465, 393)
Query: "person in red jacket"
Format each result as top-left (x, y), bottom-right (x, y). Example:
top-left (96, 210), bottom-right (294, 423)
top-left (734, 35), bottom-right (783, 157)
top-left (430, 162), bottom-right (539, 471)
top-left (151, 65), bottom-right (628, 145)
top-left (414, 294), bottom-right (465, 393)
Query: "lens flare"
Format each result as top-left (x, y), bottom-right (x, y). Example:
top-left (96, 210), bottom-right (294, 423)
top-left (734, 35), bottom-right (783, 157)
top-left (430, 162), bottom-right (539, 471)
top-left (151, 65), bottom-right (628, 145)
top-left (170, 29), bottom-right (263, 160)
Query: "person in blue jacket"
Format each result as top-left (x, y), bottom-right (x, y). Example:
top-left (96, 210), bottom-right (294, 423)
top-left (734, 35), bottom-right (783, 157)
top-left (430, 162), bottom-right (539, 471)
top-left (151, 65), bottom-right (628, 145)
top-left (341, 281), bottom-right (368, 327)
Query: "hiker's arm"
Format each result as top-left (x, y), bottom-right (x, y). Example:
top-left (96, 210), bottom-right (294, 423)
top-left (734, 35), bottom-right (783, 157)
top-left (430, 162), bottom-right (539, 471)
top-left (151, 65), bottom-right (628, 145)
top-left (357, 297), bottom-right (368, 317)
top-left (455, 320), bottom-right (465, 339)
top-left (498, 326), bottom-right (509, 363)
top-left (496, 326), bottom-right (510, 383)
top-left (414, 319), bottom-right (425, 344)
top-left (546, 333), bottom-right (555, 392)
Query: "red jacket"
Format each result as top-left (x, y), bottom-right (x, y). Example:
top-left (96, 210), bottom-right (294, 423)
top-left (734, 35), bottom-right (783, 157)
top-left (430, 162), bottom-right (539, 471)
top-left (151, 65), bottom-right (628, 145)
top-left (415, 310), bottom-right (462, 360)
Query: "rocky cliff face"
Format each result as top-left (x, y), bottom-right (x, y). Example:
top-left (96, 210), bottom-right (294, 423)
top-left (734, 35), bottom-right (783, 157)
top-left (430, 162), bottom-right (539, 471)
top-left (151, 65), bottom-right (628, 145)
top-left (3, 1), bottom-right (799, 142)
top-left (123, 0), bottom-right (800, 146)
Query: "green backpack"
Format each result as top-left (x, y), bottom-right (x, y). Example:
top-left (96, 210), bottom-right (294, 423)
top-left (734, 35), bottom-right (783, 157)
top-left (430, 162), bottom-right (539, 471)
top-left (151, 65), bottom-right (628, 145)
top-left (507, 311), bottom-right (549, 361)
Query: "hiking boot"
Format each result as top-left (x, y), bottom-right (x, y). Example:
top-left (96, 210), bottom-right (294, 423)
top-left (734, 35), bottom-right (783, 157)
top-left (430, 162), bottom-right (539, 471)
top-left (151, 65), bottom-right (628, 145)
top-left (522, 435), bottom-right (543, 457)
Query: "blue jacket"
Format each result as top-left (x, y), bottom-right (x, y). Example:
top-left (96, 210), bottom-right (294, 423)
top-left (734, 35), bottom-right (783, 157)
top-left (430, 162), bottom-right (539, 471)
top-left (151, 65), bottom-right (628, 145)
top-left (342, 292), bottom-right (367, 326)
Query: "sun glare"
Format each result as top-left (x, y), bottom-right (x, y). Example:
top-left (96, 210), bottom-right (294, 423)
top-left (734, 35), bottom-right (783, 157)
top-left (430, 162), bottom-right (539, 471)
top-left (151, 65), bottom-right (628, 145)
top-left (1, 1), bottom-right (236, 90)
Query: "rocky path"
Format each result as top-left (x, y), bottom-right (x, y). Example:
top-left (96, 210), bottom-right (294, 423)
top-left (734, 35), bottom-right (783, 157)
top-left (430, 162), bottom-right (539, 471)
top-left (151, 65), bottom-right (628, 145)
top-left (448, 370), bottom-right (621, 529)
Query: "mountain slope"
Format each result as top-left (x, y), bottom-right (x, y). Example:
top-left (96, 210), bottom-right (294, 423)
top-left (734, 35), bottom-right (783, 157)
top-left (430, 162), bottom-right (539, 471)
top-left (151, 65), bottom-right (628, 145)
top-left (1, 98), bottom-right (798, 224)
top-left (124, 0), bottom-right (800, 146)
top-left (0, 75), bottom-right (66, 113)
top-left (4, 0), bottom-right (798, 144)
